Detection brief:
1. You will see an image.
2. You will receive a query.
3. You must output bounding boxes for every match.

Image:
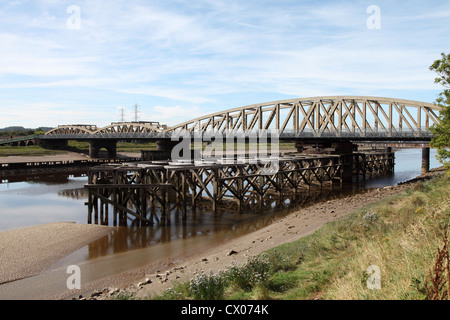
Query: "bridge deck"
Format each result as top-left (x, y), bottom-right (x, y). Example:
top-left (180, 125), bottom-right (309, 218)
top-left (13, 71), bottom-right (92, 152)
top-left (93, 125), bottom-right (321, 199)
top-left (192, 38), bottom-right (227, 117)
top-left (37, 130), bottom-right (434, 141)
top-left (0, 135), bottom-right (37, 145)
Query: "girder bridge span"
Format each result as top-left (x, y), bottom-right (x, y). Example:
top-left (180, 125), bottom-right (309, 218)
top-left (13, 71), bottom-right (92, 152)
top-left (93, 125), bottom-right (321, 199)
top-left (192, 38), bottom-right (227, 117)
top-left (37, 96), bottom-right (440, 163)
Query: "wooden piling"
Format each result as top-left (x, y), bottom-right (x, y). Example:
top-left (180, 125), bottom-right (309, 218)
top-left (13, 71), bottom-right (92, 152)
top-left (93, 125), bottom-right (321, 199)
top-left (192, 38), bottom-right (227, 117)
top-left (85, 151), bottom-right (394, 226)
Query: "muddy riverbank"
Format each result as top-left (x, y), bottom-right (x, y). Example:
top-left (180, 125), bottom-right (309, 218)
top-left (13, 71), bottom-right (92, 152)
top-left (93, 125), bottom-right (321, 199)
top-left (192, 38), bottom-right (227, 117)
top-left (0, 151), bottom-right (443, 300)
top-left (66, 167), bottom-right (446, 300)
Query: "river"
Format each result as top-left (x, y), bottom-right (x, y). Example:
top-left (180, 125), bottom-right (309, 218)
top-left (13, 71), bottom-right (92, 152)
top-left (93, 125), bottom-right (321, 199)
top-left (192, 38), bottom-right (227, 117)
top-left (0, 148), bottom-right (441, 299)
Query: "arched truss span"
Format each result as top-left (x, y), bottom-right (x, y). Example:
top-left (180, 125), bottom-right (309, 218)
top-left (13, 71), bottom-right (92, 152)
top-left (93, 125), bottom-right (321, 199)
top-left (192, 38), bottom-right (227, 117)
top-left (45, 122), bottom-right (165, 135)
top-left (96, 122), bottom-right (165, 134)
top-left (45, 97), bottom-right (442, 138)
top-left (45, 125), bottom-right (97, 135)
top-left (167, 96), bottom-right (441, 137)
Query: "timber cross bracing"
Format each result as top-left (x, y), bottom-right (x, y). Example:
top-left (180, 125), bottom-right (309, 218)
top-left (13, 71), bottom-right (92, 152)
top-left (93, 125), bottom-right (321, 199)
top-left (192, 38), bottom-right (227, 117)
top-left (43, 96), bottom-right (442, 140)
top-left (85, 151), bottom-right (394, 225)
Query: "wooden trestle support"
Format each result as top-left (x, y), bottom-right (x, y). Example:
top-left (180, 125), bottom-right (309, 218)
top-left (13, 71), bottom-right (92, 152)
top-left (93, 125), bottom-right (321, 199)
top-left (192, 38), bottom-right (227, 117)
top-left (85, 151), bottom-right (394, 226)
top-left (353, 151), bottom-right (395, 179)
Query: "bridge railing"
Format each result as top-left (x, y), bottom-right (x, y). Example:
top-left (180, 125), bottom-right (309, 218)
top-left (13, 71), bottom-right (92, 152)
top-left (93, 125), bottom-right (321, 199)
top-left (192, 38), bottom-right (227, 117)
top-left (36, 127), bottom-right (434, 141)
top-left (278, 127), bottom-right (434, 139)
top-left (0, 135), bottom-right (37, 145)
top-left (37, 132), bottom-right (173, 140)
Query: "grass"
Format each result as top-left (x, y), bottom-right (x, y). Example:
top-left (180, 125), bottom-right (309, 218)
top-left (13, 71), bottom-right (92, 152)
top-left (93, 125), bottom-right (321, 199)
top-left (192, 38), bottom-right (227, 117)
top-left (267, 175), bottom-right (449, 300)
top-left (146, 173), bottom-right (449, 301)
top-left (0, 141), bottom-right (296, 158)
top-left (67, 141), bottom-right (296, 153)
top-left (0, 145), bottom-right (68, 157)
top-left (0, 141), bottom-right (159, 157)
top-left (66, 141), bottom-right (159, 153)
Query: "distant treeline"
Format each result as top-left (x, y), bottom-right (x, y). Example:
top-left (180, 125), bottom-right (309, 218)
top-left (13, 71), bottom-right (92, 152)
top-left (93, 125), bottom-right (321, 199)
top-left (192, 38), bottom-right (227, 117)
top-left (0, 126), bottom-right (52, 137)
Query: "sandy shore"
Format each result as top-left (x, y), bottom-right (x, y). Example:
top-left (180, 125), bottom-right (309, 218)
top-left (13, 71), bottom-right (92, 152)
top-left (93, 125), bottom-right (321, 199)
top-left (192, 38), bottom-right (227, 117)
top-left (0, 152), bottom-right (90, 164)
top-left (0, 222), bottom-right (112, 285)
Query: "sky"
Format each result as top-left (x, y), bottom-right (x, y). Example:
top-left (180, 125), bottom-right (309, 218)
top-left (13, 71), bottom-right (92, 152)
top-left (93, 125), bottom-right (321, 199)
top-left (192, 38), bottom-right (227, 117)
top-left (0, 0), bottom-right (449, 129)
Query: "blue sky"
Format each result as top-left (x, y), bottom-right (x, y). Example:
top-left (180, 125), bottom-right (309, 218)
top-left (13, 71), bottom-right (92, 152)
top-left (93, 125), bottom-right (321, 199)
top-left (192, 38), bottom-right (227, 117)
top-left (0, 0), bottom-right (449, 129)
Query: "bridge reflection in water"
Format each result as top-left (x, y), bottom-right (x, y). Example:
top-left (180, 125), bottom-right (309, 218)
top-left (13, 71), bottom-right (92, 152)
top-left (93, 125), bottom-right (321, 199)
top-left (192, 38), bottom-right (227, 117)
top-left (84, 186), bottom-right (355, 259)
top-left (52, 176), bottom-right (355, 257)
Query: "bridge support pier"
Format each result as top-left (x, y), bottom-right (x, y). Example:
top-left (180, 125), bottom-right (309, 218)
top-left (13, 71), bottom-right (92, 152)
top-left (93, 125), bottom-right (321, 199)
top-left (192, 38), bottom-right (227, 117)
top-left (89, 140), bottom-right (117, 159)
top-left (422, 146), bottom-right (430, 174)
top-left (296, 140), bottom-right (357, 182)
top-left (142, 139), bottom-right (199, 161)
top-left (156, 140), bottom-right (178, 152)
top-left (339, 154), bottom-right (354, 183)
top-left (142, 140), bottom-right (178, 161)
top-left (333, 142), bottom-right (356, 183)
top-left (38, 139), bottom-right (68, 150)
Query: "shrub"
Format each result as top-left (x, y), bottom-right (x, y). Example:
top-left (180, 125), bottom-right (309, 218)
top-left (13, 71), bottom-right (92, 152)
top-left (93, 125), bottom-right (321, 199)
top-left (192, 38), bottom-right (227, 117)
top-left (360, 211), bottom-right (379, 229)
top-left (189, 270), bottom-right (228, 300)
top-left (424, 232), bottom-right (450, 300)
top-left (226, 254), bottom-right (272, 291)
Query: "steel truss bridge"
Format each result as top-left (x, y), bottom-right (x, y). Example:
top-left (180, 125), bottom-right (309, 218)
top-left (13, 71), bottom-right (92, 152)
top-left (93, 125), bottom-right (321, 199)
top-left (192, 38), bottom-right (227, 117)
top-left (35, 96), bottom-right (442, 159)
top-left (34, 96), bottom-right (446, 224)
top-left (41, 96), bottom-right (440, 141)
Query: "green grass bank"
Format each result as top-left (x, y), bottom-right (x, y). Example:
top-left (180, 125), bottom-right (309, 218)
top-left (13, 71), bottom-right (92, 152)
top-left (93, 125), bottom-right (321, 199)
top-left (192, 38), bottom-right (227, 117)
top-left (143, 173), bottom-right (449, 300)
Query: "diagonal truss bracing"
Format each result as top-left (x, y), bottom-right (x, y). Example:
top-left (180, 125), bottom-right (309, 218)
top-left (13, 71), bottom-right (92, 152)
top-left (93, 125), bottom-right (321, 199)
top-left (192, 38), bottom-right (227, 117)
top-left (168, 96), bottom-right (440, 138)
top-left (45, 96), bottom-right (441, 140)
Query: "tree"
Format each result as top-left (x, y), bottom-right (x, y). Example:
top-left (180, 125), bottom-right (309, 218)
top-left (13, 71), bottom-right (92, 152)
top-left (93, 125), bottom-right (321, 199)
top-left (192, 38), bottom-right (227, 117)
top-left (429, 53), bottom-right (450, 173)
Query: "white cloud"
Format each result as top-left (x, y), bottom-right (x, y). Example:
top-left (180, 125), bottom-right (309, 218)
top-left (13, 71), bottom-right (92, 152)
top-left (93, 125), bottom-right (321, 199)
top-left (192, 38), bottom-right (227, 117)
top-left (150, 105), bottom-right (204, 126)
top-left (0, 100), bottom-right (112, 128)
top-left (0, 0), bottom-right (448, 128)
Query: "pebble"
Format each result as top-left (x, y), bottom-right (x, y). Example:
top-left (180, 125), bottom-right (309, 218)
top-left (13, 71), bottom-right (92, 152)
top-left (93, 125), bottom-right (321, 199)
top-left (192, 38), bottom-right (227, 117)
top-left (112, 287), bottom-right (121, 294)
top-left (137, 278), bottom-right (151, 287)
